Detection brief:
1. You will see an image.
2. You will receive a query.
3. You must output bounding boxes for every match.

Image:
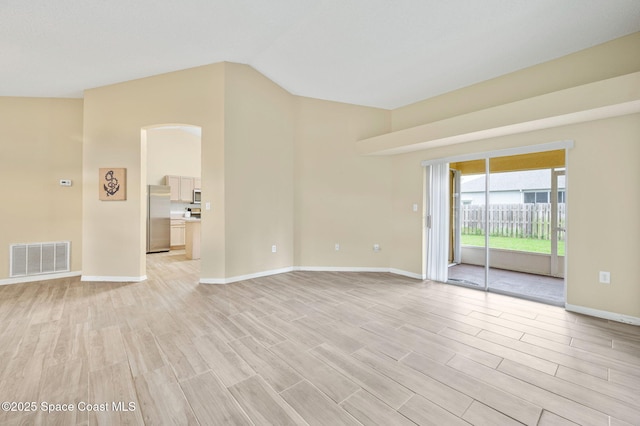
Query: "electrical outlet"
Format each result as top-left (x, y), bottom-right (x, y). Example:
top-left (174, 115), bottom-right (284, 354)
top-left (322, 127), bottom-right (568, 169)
top-left (335, 243), bottom-right (340, 251)
top-left (599, 271), bottom-right (610, 284)
top-left (373, 244), bottom-right (380, 252)
top-left (271, 245), bottom-right (277, 253)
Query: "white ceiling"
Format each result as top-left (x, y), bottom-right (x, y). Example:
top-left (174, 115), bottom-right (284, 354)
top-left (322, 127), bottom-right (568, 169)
top-left (2, 0), bottom-right (639, 109)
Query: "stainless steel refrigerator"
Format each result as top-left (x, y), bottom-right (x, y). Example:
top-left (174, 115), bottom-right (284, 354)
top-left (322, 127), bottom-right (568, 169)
top-left (147, 185), bottom-right (171, 253)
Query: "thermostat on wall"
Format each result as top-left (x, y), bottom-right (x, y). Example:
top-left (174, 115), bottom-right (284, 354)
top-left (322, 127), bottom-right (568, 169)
top-left (59, 179), bottom-right (72, 186)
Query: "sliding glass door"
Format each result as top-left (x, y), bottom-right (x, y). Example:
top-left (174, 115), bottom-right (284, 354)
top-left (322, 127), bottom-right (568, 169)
top-left (427, 145), bottom-right (569, 306)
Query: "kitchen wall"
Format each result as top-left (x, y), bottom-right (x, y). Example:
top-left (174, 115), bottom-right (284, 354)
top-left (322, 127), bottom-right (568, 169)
top-left (146, 126), bottom-right (201, 185)
top-left (0, 97), bottom-right (83, 281)
top-left (146, 126), bottom-right (201, 217)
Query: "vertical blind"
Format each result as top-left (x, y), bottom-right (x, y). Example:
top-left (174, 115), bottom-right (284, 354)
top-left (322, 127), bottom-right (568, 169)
top-left (425, 163), bottom-right (450, 282)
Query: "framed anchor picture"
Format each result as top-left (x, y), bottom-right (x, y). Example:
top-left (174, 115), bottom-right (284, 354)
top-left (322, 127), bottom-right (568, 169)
top-left (99, 168), bottom-right (127, 201)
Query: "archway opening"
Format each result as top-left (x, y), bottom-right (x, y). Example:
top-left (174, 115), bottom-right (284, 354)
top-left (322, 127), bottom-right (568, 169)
top-left (141, 124), bottom-right (202, 277)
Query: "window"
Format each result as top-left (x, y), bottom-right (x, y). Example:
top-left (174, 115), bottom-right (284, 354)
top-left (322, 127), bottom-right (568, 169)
top-left (524, 191), bottom-right (545, 203)
top-left (524, 190), bottom-right (565, 203)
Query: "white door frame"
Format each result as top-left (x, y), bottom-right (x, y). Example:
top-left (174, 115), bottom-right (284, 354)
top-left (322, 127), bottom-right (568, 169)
top-left (551, 169), bottom-right (566, 277)
top-left (451, 168), bottom-right (462, 265)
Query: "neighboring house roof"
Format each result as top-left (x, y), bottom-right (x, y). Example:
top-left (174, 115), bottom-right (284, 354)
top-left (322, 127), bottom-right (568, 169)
top-left (462, 169), bottom-right (566, 192)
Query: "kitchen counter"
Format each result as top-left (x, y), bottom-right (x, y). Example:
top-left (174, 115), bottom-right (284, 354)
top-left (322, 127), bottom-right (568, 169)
top-left (184, 219), bottom-right (201, 260)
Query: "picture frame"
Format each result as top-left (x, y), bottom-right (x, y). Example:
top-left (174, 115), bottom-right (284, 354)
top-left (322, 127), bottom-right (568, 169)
top-left (99, 168), bottom-right (126, 201)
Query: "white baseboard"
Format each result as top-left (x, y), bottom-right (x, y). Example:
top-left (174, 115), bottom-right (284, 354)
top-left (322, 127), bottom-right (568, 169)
top-left (1, 266), bottom-right (424, 287)
top-left (293, 266), bottom-right (390, 273)
top-left (81, 275), bottom-right (148, 283)
top-left (0, 271), bottom-right (82, 286)
top-left (200, 267), bottom-right (294, 285)
top-left (389, 268), bottom-right (425, 280)
top-left (295, 266), bottom-right (424, 280)
top-left (565, 303), bottom-right (640, 326)
top-left (200, 266), bottom-right (424, 285)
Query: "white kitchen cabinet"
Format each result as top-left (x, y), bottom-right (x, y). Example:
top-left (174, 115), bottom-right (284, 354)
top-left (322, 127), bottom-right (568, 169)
top-left (170, 219), bottom-right (185, 248)
top-left (165, 175), bottom-right (181, 201)
top-left (165, 175), bottom-right (199, 202)
top-left (180, 176), bottom-right (194, 202)
top-left (184, 219), bottom-right (201, 260)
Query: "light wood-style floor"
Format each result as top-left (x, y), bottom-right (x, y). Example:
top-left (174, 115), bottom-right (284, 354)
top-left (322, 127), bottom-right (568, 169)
top-left (1, 251), bottom-right (639, 425)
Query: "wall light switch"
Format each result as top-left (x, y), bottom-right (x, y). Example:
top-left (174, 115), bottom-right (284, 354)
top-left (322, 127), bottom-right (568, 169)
top-left (599, 271), bottom-right (610, 284)
top-left (271, 245), bottom-right (277, 253)
top-left (373, 244), bottom-right (380, 252)
top-left (412, 203), bottom-right (418, 212)
top-left (335, 243), bottom-right (340, 251)
top-left (205, 202), bottom-right (211, 210)
top-left (59, 179), bottom-right (72, 186)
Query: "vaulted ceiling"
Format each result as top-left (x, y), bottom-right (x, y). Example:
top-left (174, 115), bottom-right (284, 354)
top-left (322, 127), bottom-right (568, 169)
top-left (2, 0), bottom-right (639, 109)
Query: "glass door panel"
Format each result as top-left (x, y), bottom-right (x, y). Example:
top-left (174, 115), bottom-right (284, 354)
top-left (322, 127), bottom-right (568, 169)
top-left (486, 155), bottom-right (564, 305)
top-left (447, 164), bottom-right (487, 288)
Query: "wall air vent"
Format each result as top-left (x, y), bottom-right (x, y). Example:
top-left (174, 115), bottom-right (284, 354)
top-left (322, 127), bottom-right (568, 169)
top-left (10, 241), bottom-right (70, 278)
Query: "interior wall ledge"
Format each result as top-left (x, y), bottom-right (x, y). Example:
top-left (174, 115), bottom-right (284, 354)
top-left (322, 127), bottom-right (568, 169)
top-left (357, 71), bottom-right (640, 156)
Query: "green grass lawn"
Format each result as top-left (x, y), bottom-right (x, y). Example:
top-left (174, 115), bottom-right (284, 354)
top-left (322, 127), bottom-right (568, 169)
top-left (461, 234), bottom-right (565, 255)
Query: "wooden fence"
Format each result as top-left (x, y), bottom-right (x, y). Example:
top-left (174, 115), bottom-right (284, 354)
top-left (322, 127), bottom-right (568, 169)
top-left (461, 203), bottom-right (565, 240)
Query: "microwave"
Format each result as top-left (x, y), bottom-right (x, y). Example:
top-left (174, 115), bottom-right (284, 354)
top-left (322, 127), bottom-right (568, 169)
top-left (193, 189), bottom-right (201, 204)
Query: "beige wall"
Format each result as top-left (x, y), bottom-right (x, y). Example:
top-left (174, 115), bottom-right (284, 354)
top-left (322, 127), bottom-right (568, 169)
top-left (386, 32), bottom-right (640, 318)
top-left (294, 97), bottom-right (392, 268)
top-left (7, 32), bottom-right (639, 320)
top-left (146, 127), bottom-right (201, 186)
top-left (83, 62), bottom-right (297, 281)
top-left (0, 97), bottom-right (83, 280)
top-left (83, 64), bottom-right (225, 280)
top-left (222, 63), bottom-right (295, 278)
top-left (389, 116), bottom-right (640, 318)
top-left (566, 116), bottom-right (640, 316)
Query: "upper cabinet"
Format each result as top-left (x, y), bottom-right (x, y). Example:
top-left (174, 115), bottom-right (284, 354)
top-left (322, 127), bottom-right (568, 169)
top-left (180, 176), bottom-right (194, 202)
top-left (166, 175), bottom-right (181, 201)
top-left (165, 175), bottom-right (201, 202)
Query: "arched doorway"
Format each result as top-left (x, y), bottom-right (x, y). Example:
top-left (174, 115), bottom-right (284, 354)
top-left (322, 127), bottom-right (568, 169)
top-left (141, 124), bottom-right (202, 277)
